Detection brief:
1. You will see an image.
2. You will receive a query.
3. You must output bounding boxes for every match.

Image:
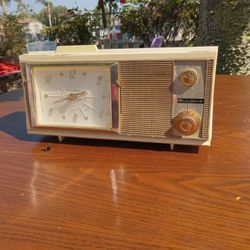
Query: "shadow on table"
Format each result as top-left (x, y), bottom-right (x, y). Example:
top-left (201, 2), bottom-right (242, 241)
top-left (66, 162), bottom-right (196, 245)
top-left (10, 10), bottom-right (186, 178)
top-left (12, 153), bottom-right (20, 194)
top-left (0, 88), bottom-right (24, 102)
top-left (0, 111), bottom-right (199, 153)
top-left (0, 111), bottom-right (56, 142)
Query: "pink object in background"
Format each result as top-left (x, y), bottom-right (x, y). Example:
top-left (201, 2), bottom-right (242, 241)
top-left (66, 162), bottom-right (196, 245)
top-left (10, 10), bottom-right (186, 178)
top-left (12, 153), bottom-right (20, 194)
top-left (111, 83), bottom-right (118, 101)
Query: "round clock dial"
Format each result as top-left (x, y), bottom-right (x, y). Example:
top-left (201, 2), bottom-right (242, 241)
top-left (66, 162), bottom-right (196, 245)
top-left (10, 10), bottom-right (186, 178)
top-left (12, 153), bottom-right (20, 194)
top-left (32, 65), bottom-right (112, 129)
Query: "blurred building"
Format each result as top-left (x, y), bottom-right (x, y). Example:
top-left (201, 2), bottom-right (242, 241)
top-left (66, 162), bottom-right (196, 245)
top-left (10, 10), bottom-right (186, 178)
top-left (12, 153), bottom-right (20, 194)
top-left (103, 16), bottom-right (143, 49)
top-left (18, 18), bottom-right (43, 42)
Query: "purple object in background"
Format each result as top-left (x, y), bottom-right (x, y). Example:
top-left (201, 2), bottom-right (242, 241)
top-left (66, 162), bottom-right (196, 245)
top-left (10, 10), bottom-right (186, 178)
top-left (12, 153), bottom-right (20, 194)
top-left (150, 36), bottom-right (164, 48)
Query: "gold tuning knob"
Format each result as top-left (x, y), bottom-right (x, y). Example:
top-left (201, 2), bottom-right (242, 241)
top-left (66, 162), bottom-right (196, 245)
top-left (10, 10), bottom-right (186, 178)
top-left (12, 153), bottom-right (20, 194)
top-left (173, 110), bottom-right (201, 136)
top-left (179, 69), bottom-right (198, 86)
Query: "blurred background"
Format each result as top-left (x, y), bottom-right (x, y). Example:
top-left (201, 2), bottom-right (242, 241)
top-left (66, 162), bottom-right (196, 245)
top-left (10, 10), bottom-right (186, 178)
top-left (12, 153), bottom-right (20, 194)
top-left (0, 0), bottom-right (249, 93)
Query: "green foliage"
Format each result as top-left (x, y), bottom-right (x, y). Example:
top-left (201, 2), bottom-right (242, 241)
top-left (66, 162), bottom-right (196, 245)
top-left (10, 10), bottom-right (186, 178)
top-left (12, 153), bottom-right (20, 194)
top-left (15, 0), bottom-right (34, 17)
top-left (97, 0), bottom-right (119, 29)
top-left (0, 0), bottom-right (10, 15)
top-left (118, 0), bottom-right (199, 46)
top-left (36, 5), bottom-right (68, 26)
top-left (197, 0), bottom-right (250, 74)
top-left (43, 8), bottom-right (92, 45)
top-left (0, 14), bottom-right (26, 56)
top-left (88, 7), bottom-right (103, 40)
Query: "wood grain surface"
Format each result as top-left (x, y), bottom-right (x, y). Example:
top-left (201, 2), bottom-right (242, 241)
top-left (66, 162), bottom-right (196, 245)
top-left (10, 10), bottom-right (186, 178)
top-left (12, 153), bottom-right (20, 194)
top-left (0, 75), bottom-right (250, 250)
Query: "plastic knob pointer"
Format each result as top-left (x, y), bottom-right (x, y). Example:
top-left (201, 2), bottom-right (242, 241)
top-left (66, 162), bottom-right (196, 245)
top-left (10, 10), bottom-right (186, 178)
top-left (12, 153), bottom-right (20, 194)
top-left (179, 69), bottom-right (198, 86)
top-left (173, 110), bottom-right (201, 136)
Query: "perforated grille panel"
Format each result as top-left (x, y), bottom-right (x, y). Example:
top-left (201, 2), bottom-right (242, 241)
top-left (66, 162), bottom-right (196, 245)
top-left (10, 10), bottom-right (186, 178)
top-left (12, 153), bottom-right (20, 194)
top-left (202, 59), bottom-right (214, 139)
top-left (119, 61), bottom-right (173, 137)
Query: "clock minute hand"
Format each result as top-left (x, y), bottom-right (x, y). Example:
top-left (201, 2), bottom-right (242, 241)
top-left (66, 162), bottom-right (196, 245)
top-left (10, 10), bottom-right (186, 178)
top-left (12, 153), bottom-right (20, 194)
top-left (53, 96), bottom-right (68, 104)
top-left (74, 90), bottom-right (88, 99)
top-left (53, 91), bottom-right (87, 104)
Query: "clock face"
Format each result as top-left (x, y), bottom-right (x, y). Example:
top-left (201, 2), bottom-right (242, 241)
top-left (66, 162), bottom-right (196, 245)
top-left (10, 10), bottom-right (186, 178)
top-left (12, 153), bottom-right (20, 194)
top-left (32, 65), bottom-right (112, 129)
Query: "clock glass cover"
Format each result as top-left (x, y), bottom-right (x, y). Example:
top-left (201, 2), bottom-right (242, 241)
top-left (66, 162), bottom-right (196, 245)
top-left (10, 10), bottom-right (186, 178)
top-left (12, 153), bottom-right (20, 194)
top-left (31, 65), bottom-right (113, 129)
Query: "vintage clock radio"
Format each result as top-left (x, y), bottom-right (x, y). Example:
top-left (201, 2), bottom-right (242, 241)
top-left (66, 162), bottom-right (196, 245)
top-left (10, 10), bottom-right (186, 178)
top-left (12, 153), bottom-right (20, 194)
top-left (19, 46), bottom-right (218, 149)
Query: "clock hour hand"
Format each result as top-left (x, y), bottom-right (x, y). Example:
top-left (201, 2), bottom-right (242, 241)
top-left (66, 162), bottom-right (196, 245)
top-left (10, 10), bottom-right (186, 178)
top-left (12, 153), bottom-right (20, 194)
top-left (53, 90), bottom-right (87, 104)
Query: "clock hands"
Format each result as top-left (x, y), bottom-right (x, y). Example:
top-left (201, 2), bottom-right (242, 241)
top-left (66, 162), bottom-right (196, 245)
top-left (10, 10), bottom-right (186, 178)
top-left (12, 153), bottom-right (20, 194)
top-left (53, 90), bottom-right (87, 104)
top-left (51, 90), bottom-right (97, 121)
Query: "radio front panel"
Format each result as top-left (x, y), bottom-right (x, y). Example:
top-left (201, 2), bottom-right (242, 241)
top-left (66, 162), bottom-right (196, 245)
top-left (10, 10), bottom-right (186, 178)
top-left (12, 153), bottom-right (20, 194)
top-left (20, 46), bottom-right (217, 147)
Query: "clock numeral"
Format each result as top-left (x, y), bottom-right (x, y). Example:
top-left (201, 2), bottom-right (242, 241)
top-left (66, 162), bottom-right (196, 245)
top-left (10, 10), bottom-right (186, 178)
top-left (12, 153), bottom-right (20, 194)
top-left (97, 75), bottom-right (103, 85)
top-left (99, 110), bottom-right (104, 118)
top-left (48, 108), bottom-right (53, 117)
top-left (73, 113), bottom-right (77, 122)
top-left (45, 75), bottom-right (52, 84)
top-left (69, 70), bottom-right (76, 79)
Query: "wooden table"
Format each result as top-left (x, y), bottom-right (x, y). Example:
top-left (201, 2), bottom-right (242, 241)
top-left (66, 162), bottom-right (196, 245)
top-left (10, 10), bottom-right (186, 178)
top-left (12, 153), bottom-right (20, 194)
top-left (0, 75), bottom-right (249, 250)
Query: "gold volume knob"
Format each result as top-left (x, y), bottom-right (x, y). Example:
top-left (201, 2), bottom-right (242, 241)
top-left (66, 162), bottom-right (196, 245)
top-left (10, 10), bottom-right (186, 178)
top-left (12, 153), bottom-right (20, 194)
top-left (173, 110), bottom-right (201, 136)
top-left (179, 69), bottom-right (198, 86)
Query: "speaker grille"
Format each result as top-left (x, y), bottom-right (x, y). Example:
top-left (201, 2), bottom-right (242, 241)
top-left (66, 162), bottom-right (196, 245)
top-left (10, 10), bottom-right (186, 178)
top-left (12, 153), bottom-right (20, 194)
top-left (202, 60), bottom-right (214, 139)
top-left (119, 61), bottom-right (173, 137)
